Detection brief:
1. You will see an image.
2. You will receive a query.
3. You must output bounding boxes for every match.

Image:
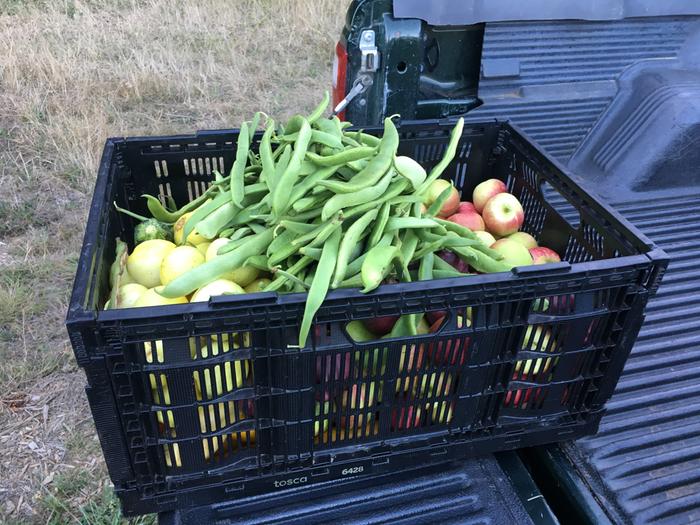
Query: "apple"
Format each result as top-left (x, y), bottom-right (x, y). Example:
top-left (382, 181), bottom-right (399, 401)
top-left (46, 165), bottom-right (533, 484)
top-left (423, 179), bottom-right (460, 218)
top-left (508, 232), bottom-right (538, 250)
top-left (363, 315), bottom-right (399, 336)
top-left (473, 178), bottom-right (507, 213)
top-left (474, 230), bottom-right (496, 247)
top-left (514, 326), bottom-right (555, 377)
top-left (314, 401), bottom-right (331, 437)
top-left (447, 211), bottom-right (485, 232)
top-left (529, 247), bottom-right (561, 265)
top-left (482, 193), bottom-right (524, 236)
top-left (438, 250), bottom-right (469, 273)
top-left (491, 238), bottom-right (533, 268)
top-left (315, 351), bottom-right (352, 382)
top-left (457, 201), bottom-right (477, 214)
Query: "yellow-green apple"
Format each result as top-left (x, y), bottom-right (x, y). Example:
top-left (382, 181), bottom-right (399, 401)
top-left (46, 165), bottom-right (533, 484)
top-left (491, 238), bottom-right (533, 267)
top-left (529, 247), bottom-right (561, 265)
top-left (473, 178), bottom-right (507, 213)
top-left (514, 326), bottom-right (555, 376)
top-left (314, 401), bottom-right (331, 437)
top-left (474, 230), bottom-right (496, 247)
top-left (508, 232), bottom-right (538, 250)
top-left (457, 201), bottom-right (477, 214)
top-left (423, 179), bottom-right (460, 218)
top-left (447, 211), bottom-right (485, 231)
top-left (482, 193), bottom-right (524, 236)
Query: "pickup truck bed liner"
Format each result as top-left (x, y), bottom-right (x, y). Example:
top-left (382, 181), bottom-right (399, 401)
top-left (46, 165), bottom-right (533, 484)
top-left (565, 192), bottom-right (700, 524)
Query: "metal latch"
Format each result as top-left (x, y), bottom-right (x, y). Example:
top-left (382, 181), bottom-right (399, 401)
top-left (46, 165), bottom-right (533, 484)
top-left (333, 30), bottom-right (380, 115)
top-left (359, 30), bottom-right (379, 73)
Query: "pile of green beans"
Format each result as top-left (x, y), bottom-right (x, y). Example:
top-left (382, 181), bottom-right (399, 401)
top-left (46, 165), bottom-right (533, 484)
top-left (135, 93), bottom-right (508, 346)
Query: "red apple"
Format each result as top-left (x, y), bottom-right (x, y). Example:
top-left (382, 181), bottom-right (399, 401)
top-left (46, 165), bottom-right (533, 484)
top-left (473, 178), bottom-right (507, 213)
top-left (426, 310), bottom-right (446, 326)
top-left (508, 232), bottom-right (538, 250)
top-left (482, 193), bottom-right (524, 237)
top-left (423, 179), bottom-right (460, 218)
top-left (457, 201), bottom-right (477, 214)
top-left (491, 238), bottom-right (533, 268)
top-left (363, 315), bottom-right (399, 336)
top-left (438, 250), bottom-right (469, 273)
top-left (473, 230), bottom-right (496, 247)
top-left (529, 247), bottom-right (561, 265)
top-left (447, 211), bottom-right (485, 232)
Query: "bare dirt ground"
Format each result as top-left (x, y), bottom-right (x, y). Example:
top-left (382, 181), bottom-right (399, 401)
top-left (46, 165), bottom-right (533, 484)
top-left (0, 1), bottom-right (344, 522)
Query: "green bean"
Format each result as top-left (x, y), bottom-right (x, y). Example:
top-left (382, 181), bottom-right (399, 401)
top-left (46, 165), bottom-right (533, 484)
top-left (289, 166), bottom-right (337, 203)
top-left (418, 117), bottom-right (464, 194)
top-left (142, 191), bottom-right (211, 223)
top-left (230, 124), bottom-right (250, 209)
top-left (342, 179), bottom-right (409, 220)
top-left (216, 234), bottom-right (253, 255)
top-left (228, 227), bottom-right (251, 241)
top-left (310, 130), bottom-right (343, 150)
top-left (361, 244), bottom-right (400, 293)
top-left (259, 120), bottom-right (276, 187)
top-left (399, 230), bottom-right (419, 279)
top-left (317, 117), bottom-right (399, 193)
top-left (267, 229), bottom-right (296, 257)
top-left (196, 202), bottom-right (238, 239)
top-left (264, 255), bottom-right (314, 292)
top-left (272, 144), bottom-right (292, 193)
top-left (160, 229), bottom-right (273, 298)
top-left (335, 273), bottom-right (363, 289)
top-left (367, 202), bottom-right (390, 249)
top-left (272, 118), bottom-right (312, 217)
top-left (307, 91), bottom-right (330, 124)
top-left (299, 246), bottom-right (322, 260)
top-left (321, 170), bottom-right (393, 222)
top-left (451, 246), bottom-right (512, 273)
top-left (347, 131), bottom-right (381, 148)
top-left (268, 240), bottom-right (302, 267)
top-left (387, 313), bottom-right (420, 338)
top-left (341, 135), bottom-right (362, 148)
top-left (219, 226), bottom-right (236, 238)
top-left (248, 222), bottom-right (267, 234)
top-left (293, 194), bottom-right (327, 213)
top-left (291, 213), bottom-right (343, 248)
top-left (313, 115), bottom-right (340, 136)
top-left (347, 158), bottom-right (369, 172)
top-left (247, 112), bottom-right (262, 145)
top-left (385, 217), bottom-right (445, 234)
top-left (164, 194), bottom-right (178, 213)
top-left (299, 227), bottom-right (341, 347)
top-left (243, 182), bottom-right (267, 196)
top-left (275, 269), bottom-right (310, 290)
top-left (412, 239), bottom-right (443, 260)
top-left (426, 185), bottom-right (453, 217)
top-left (279, 220), bottom-right (317, 235)
top-left (306, 215), bottom-right (345, 249)
top-left (332, 209), bottom-right (378, 288)
top-left (243, 255), bottom-right (269, 271)
top-left (394, 156), bottom-right (427, 190)
top-left (344, 233), bottom-right (392, 278)
top-left (306, 146), bottom-right (375, 167)
top-left (282, 115), bottom-right (305, 136)
top-left (286, 206), bottom-right (323, 222)
top-left (432, 217), bottom-right (477, 240)
top-left (419, 252), bottom-right (434, 281)
top-left (182, 191), bottom-right (230, 243)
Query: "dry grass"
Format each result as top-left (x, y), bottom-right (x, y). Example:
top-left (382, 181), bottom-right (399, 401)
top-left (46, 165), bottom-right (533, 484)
top-left (0, 0), bottom-right (344, 521)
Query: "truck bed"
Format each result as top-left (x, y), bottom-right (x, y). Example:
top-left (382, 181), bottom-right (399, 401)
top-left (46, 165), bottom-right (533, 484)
top-left (564, 193), bottom-right (700, 524)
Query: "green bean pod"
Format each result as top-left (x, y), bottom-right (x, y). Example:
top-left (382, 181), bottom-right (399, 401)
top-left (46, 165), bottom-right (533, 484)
top-left (307, 91), bottom-right (330, 124)
top-left (299, 227), bottom-right (342, 347)
top-left (143, 191), bottom-right (211, 224)
top-left (342, 178), bottom-right (409, 220)
top-left (243, 255), bottom-right (269, 271)
top-left (279, 220), bottom-right (317, 235)
top-left (182, 191), bottom-right (230, 243)
top-left (385, 216), bottom-right (445, 234)
top-left (321, 170), bottom-right (393, 222)
top-left (394, 156), bottom-right (427, 190)
top-left (418, 117), bottom-right (464, 194)
top-left (361, 244), bottom-right (401, 293)
top-left (299, 247), bottom-right (322, 260)
top-left (272, 118), bottom-right (312, 217)
top-left (317, 117), bottom-right (399, 194)
top-left (367, 202), bottom-right (390, 249)
top-left (332, 209), bottom-right (378, 288)
top-left (452, 246), bottom-right (512, 273)
top-left (289, 165), bottom-right (337, 203)
top-left (426, 185), bottom-right (454, 217)
top-left (160, 229), bottom-right (274, 298)
top-left (306, 146), bottom-right (376, 167)
top-left (264, 255), bottom-right (314, 292)
top-left (196, 202), bottom-right (239, 239)
top-left (418, 252), bottom-right (435, 281)
top-left (259, 120), bottom-right (276, 187)
top-left (230, 124), bottom-right (250, 209)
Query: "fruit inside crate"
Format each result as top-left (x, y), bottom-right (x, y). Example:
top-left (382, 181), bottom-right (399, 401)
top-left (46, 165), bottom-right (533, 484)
top-left (68, 119), bottom-right (665, 515)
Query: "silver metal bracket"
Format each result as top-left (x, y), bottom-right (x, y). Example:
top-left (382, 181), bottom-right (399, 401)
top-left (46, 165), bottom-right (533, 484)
top-left (359, 30), bottom-right (380, 73)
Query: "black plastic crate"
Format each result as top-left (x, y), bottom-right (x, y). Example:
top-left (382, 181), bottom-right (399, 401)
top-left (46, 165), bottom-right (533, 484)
top-left (66, 120), bottom-right (668, 516)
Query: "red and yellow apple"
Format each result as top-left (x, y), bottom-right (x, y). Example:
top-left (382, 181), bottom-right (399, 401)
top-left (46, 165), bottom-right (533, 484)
top-left (529, 247), bottom-right (561, 265)
top-left (423, 179), bottom-right (460, 218)
top-left (508, 232), bottom-right (538, 250)
top-left (482, 193), bottom-right (524, 236)
top-left (447, 211), bottom-right (485, 231)
top-left (457, 201), bottom-right (477, 214)
top-left (473, 178), bottom-right (507, 213)
top-left (491, 238), bottom-right (533, 268)
top-left (474, 230), bottom-right (496, 247)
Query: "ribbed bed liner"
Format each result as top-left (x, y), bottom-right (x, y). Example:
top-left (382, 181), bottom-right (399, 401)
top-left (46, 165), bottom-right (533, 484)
top-left (566, 192), bottom-right (700, 525)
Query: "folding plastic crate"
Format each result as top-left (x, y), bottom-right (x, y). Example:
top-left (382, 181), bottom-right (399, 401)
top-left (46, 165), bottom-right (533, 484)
top-left (66, 120), bottom-right (668, 515)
